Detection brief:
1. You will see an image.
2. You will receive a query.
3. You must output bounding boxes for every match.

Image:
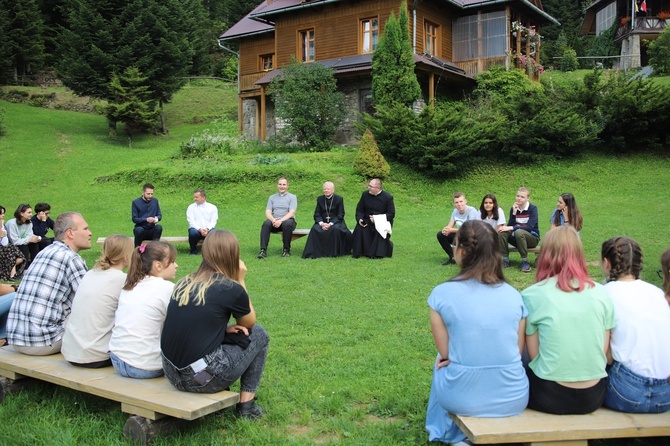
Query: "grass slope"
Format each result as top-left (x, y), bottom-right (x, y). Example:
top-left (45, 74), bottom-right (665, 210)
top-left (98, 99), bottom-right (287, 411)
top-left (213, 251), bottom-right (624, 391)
top-left (0, 88), bottom-right (668, 445)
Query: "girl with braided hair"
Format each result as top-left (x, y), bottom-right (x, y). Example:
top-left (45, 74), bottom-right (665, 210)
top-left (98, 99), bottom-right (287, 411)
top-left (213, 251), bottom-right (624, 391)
top-left (601, 237), bottom-right (670, 413)
top-left (426, 220), bottom-right (528, 444)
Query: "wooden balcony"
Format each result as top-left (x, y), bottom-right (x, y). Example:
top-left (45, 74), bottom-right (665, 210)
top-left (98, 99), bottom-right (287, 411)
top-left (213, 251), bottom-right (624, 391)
top-left (454, 56), bottom-right (508, 77)
top-left (616, 16), bottom-right (670, 41)
top-left (239, 71), bottom-right (267, 93)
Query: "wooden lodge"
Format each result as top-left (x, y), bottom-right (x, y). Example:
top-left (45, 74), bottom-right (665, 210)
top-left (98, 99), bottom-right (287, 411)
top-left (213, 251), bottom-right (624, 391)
top-left (219, 0), bottom-right (558, 144)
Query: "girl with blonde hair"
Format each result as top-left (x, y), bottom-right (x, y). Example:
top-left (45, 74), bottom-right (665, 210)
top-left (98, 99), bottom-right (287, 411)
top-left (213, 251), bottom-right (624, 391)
top-left (161, 230), bottom-right (269, 420)
top-left (62, 235), bottom-right (134, 368)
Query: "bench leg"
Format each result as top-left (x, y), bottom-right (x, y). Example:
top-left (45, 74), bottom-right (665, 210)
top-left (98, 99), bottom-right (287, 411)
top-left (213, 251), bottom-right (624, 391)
top-left (0, 376), bottom-right (39, 403)
top-left (123, 415), bottom-right (184, 445)
top-left (524, 441), bottom-right (588, 446)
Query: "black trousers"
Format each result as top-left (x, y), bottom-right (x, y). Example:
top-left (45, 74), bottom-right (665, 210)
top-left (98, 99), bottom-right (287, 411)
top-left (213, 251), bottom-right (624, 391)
top-left (133, 225), bottom-right (163, 247)
top-left (260, 218), bottom-right (296, 251)
top-left (527, 366), bottom-right (606, 414)
top-left (436, 231), bottom-right (456, 259)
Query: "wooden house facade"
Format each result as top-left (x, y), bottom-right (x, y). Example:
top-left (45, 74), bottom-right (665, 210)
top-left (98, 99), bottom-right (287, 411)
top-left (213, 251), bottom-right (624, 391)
top-left (220, 0), bottom-right (558, 143)
top-left (581, 0), bottom-right (670, 69)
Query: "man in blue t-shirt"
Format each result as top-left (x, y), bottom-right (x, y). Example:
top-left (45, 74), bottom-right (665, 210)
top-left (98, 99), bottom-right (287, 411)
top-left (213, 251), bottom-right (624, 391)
top-left (436, 192), bottom-right (480, 265)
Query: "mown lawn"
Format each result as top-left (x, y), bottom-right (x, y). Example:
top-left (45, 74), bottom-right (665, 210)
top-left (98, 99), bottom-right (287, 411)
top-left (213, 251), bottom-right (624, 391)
top-left (0, 87), bottom-right (668, 445)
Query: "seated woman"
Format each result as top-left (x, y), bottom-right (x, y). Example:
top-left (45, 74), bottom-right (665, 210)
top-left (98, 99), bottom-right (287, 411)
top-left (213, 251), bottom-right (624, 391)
top-left (5, 204), bottom-right (40, 265)
top-left (426, 220), bottom-right (528, 444)
top-left (109, 241), bottom-right (177, 378)
top-left (302, 181), bottom-right (352, 258)
top-left (0, 205), bottom-right (26, 281)
top-left (161, 230), bottom-right (269, 420)
top-left (662, 247), bottom-right (670, 305)
top-left (601, 237), bottom-right (670, 413)
top-left (522, 226), bottom-right (614, 414)
top-left (479, 194), bottom-right (505, 231)
top-left (550, 193), bottom-right (583, 233)
top-left (62, 235), bottom-right (134, 368)
top-left (0, 283), bottom-right (18, 347)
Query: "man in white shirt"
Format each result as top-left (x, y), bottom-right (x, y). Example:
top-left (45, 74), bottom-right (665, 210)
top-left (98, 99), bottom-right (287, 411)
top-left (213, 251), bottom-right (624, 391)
top-left (186, 189), bottom-right (219, 255)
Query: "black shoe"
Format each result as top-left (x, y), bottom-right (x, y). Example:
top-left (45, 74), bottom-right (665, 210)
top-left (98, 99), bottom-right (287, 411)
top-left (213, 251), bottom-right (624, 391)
top-left (257, 249), bottom-right (267, 259)
top-left (282, 248), bottom-right (291, 257)
top-left (236, 399), bottom-right (263, 420)
top-left (441, 258), bottom-right (456, 266)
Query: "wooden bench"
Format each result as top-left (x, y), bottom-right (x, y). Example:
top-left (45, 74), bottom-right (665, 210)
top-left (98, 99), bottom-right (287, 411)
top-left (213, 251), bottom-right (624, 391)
top-left (96, 229), bottom-right (312, 246)
top-left (0, 348), bottom-right (239, 445)
top-left (508, 245), bottom-right (541, 255)
top-left (450, 408), bottom-right (670, 445)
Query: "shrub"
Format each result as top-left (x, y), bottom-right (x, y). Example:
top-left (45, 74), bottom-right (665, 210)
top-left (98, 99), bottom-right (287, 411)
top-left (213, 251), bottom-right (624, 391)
top-left (560, 48), bottom-right (579, 72)
top-left (647, 27), bottom-right (670, 75)
top-left (473, 66), bottom-right (537, 99)
top-left (353, 129), bottom-right (390, 179)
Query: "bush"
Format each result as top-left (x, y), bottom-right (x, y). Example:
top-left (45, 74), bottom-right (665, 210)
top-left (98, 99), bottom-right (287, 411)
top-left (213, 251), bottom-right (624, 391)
top-left (353, 129), bottom-right (390, 179)
top-left (560, 48), bottom-right (579, 72)
top-left (647, 27), bottom-right (670, 75)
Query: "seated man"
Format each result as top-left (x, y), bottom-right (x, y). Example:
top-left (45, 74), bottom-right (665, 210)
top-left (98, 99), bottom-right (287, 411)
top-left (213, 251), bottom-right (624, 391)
top-left (352, 178), bottom-right (395, 259)
top-left (258, 177), bottom-right (297, 258)
top-left (132, 183), bottom-right (162, 247)
top-left (6, 212), bottom-right (92, 355)
top-left (302, 181), bottom-right (352, 258)
top-left (436, 192), bottom-right (480, 265)
top-left (498, 187), bottom-right (540, 273)
top-left (186, 188), bottom-right (218, 255)
top-left (30, 202), bottom-right (55, 252)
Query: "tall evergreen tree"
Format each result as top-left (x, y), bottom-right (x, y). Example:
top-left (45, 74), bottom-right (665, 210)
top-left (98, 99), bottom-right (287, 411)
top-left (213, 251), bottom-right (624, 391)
top-left (57, 0), bottom-right (208, 133)
top-left (1, 0), bottom-right (45, 82)
top-left (371, 2), bottom-right (421, 109)
top-left (0, 8), bottom-right (13, 84)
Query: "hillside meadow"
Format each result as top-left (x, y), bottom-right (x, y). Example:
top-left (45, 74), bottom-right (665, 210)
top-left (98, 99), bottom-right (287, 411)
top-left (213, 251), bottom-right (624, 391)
top-left (0, 84), bottom-right (668, 445)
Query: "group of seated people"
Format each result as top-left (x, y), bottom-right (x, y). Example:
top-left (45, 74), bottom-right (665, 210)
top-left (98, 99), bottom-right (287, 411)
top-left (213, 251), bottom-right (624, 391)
top-left (437, 188), bottom-right (583, 273)
top-left (0, 212), bottom-right (268, 419)
top-left (0, 203), bottom-right (54, 281)
top-left (427, 220), bottom-right (670, 445)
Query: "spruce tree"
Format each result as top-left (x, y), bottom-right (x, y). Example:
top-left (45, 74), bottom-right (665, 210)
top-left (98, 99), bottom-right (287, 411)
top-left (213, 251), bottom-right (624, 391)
top-left (1, 0), bottom-right (45, 82)
top-left (371, 2), bottom-right (421, 109)
top-left (106, 67), bottom-right (160, 147)
top-left (353, 129), bottom-right (391, 179)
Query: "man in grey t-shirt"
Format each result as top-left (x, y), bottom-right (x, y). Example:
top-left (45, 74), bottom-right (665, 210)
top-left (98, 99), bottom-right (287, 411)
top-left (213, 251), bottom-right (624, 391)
top-left (258, 177), bottom-right (297, 258)
top-left (436, 192), bottom-right (480, 265)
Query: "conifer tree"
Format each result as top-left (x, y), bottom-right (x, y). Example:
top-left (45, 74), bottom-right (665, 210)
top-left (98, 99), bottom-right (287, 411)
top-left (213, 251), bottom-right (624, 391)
top-left (106, 67), bottom-right (160, 147)
top-left (371, 2), bottom-right (421, 109)
top-left (353, 129), bottom-right (391, 179)
top-left (1, 0), bottom-right (45, 82)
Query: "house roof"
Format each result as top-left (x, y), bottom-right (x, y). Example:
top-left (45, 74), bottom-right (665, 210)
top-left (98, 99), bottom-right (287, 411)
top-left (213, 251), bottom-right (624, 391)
top-left (220, 0), bottom-right (559, 40)
top-left (254, 53), bottom-right (471, 86)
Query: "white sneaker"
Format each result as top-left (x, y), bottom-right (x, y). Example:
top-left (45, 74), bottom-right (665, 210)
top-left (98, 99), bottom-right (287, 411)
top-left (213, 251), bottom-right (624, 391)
top-left (451, 440), bottom-right (473, 446)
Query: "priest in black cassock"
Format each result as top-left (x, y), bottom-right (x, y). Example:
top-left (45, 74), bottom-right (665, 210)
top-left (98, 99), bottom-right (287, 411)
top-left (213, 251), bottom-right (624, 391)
top-left (302, 181), bottom-right (352, 259)
top-left (352, 178), bottom-right (395, 259)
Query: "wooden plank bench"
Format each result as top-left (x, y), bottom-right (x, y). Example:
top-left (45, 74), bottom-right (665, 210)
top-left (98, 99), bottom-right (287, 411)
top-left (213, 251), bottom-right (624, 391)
top-left (450, 408), bottom-right (670, 445)
top-left (0, 348), bottom-right (239, 445)
top-left (96, 229), bottom-right (312, 246)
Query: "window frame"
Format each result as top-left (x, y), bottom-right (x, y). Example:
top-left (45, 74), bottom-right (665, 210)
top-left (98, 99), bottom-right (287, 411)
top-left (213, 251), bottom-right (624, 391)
top-left (298, 28), bottom-right (316, 62)
top-left (452, 11), bottom-right (507, 62)
top-left (360, 17), bottom-right (380, 54)
top-left (425, 20), bottom-right (439, 56)
top-left (259, 53), bottom-right (274, 71)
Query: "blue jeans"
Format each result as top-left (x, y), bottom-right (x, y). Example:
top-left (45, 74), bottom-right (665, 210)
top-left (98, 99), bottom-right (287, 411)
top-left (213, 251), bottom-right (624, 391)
top-left (0, 292), bottom-right (15, 339)
top-left (604, 361), bottom-right (670, 413)
top-left (162, 324), bottom-right (269, 394)
top-left (110, 352), bottom-right (164, 379)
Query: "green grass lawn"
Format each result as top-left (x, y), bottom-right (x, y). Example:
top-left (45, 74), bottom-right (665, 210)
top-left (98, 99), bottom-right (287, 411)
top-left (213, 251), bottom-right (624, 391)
top-left (0, 87), bottom-right (669, 445)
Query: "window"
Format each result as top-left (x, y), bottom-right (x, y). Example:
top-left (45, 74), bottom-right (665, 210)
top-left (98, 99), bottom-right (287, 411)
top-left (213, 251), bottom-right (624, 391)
top-left (299, 29), bottom-right (315, 62)
top-left (361, 18), bottom-right (379, 53)
top-left (596, 2), bottom-right (617, 36)
top-left (259, 54), bottom-right (274, 71)
top-left (360, 89), bottom-right (374, 114)
top-left (453, 11), bottom-right (507, 62)
top-left (425, 21), bottom-right (439, 56)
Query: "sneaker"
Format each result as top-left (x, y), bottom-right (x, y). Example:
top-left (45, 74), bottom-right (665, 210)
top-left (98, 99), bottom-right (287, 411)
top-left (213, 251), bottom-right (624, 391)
top-left (257, 249), bottom-right (267, 259)
top-left (441, 258), bottom-right (456, 266)
top-left (282, 248), bottom-right (291, 257)
top-left (521, 259), bottom-right (531, 273)
top-left (236, 399), bottom-right (263, 420)
top-left (502, 258), bottom-right (510, 268)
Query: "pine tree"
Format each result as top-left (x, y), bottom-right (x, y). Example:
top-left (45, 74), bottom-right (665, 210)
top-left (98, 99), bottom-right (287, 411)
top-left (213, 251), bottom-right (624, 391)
top-left (1, 0), bottom-right (45, 82)
top-left (353, 129), bottom-right (391, 179)
top-left (371, 2), bottom-right (421, 109)
top-left (106, 67), bottom-right (160, 147)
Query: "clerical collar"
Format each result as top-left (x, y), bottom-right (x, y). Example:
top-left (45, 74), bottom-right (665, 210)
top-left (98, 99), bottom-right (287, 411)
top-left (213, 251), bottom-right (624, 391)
top-left (373, 190), bottom-right (382, 196)
top-left (325, 194), bottom-right (333, 199)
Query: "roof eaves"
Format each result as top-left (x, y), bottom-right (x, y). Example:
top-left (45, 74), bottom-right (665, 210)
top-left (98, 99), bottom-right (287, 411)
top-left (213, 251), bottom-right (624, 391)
top-left (458, 0), bottom-right (560, 25)
top-left (251, 0), bottom-right (343, 20)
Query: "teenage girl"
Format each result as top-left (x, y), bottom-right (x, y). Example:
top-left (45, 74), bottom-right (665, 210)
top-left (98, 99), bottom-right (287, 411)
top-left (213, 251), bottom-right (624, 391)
top-left (550, 193), bottom-right (583, 233)
top-left (109, 241), bottom-right (178, 378)
top-left (601, 237), bottom-right (670, 413)
top-left (62, 234), bottom-right (134, 368)
top-left (479, 194), bottom-right (506, 231)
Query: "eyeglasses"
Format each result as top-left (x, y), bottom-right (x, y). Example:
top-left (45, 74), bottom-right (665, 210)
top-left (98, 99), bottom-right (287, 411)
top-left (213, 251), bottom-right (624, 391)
top-left (658, 269), bottom-right (665, 280)
top-left (367, 184), bottom-right (378, 188)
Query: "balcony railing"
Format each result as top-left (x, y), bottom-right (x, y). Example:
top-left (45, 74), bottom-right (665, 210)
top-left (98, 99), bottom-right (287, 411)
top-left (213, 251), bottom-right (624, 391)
top-left (616, 16), bottom-right (670, 40)
top-left (240, 71), bottom-right (267, 92)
